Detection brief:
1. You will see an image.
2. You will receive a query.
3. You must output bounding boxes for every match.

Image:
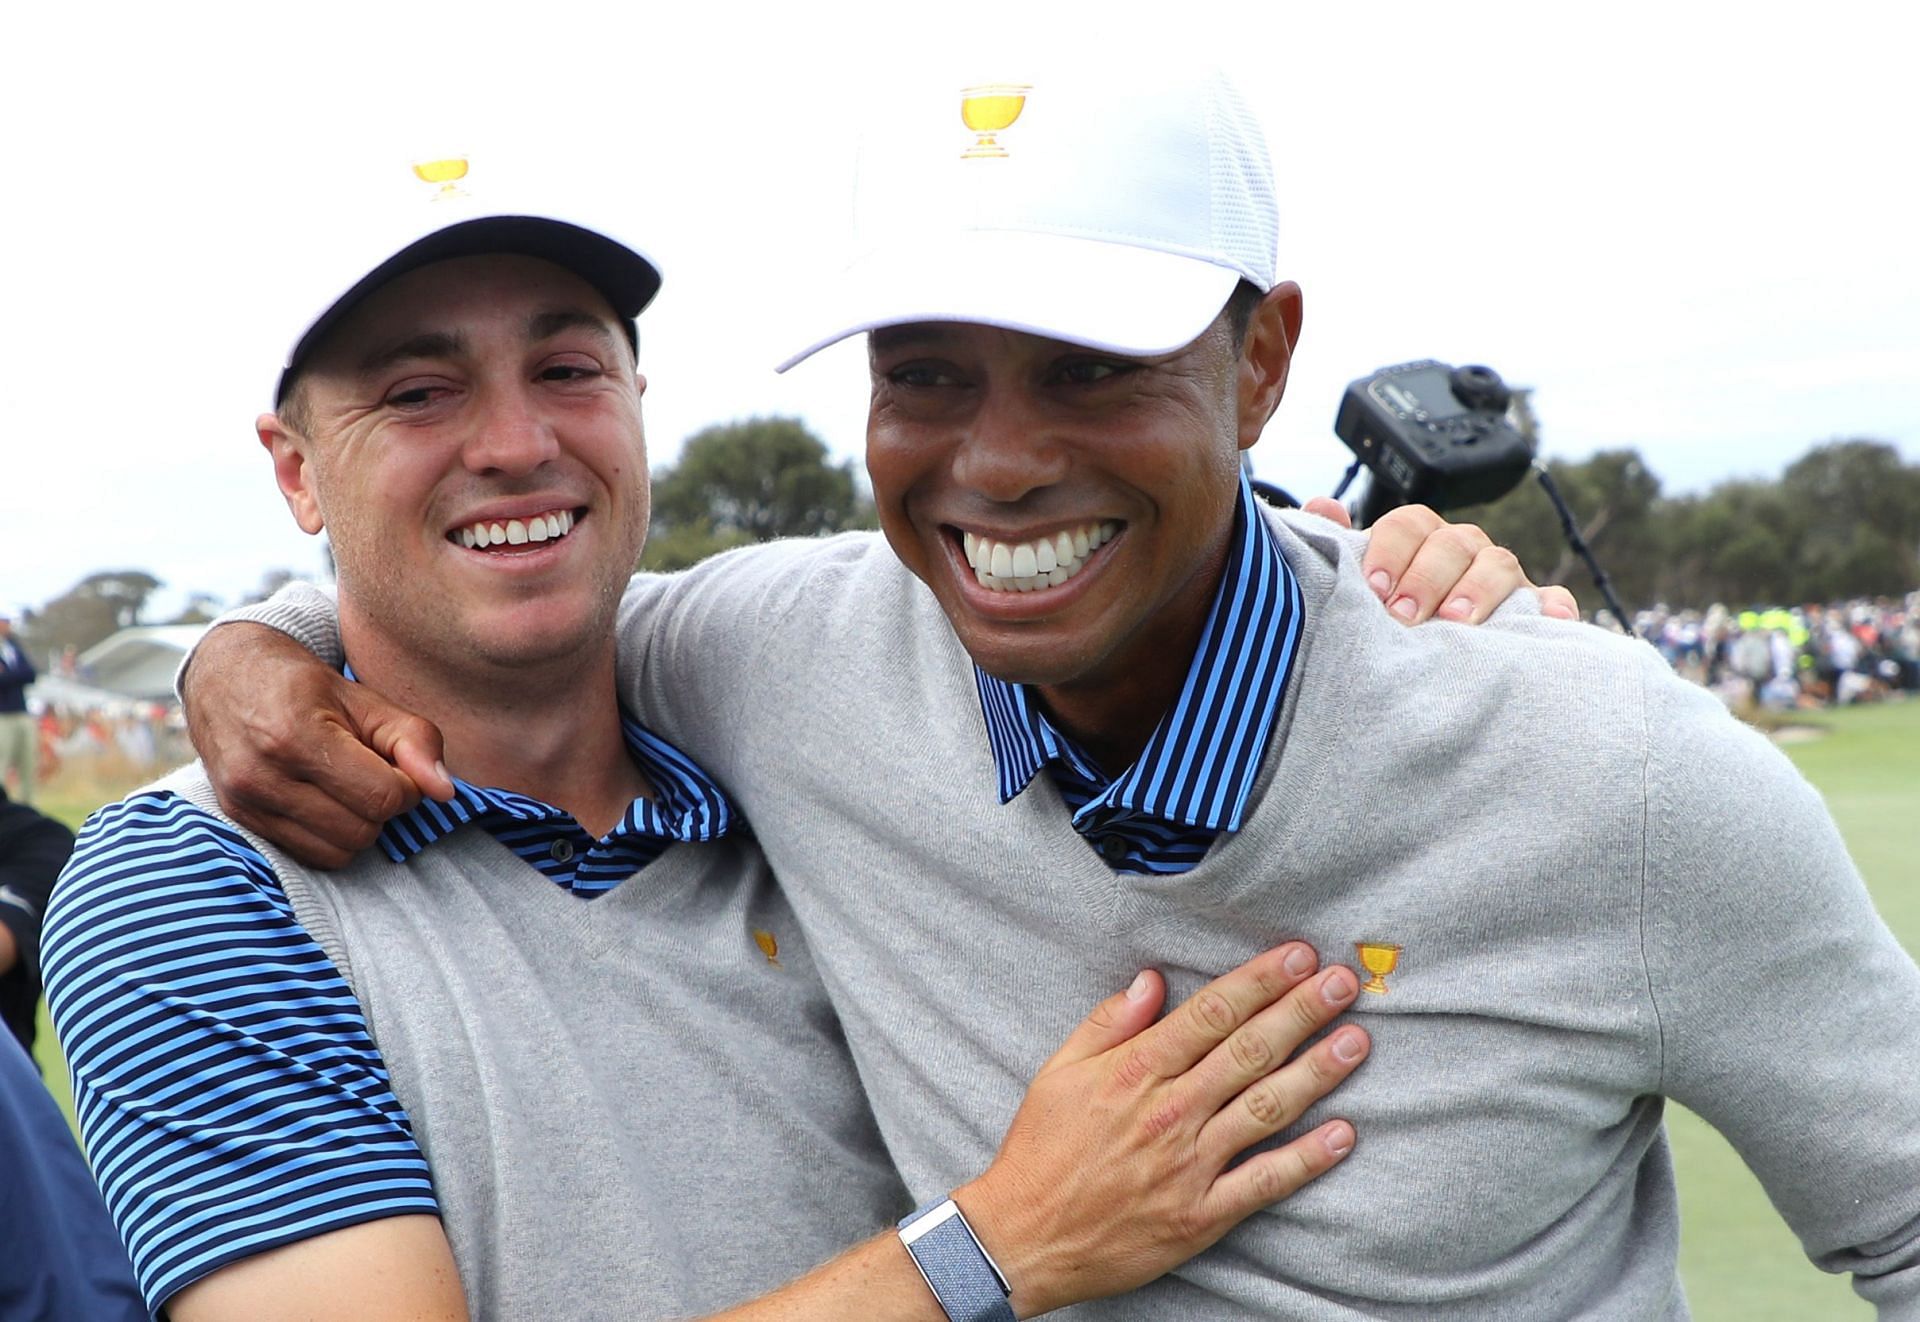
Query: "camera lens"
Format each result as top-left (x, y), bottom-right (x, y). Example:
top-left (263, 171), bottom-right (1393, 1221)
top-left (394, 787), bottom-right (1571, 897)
top-left (1449, 364), bottom-right (1511, 413)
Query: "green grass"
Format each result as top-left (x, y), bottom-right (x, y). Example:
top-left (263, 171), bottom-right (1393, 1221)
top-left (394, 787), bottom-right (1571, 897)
top-left (1668, 699), bottom-right (1920, 1320)
top-left (24, 704), bottom-right (1920, 1312)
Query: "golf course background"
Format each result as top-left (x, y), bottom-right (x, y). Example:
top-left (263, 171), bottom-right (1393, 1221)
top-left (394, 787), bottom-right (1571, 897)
top-left (28, 699), bottom-right (1920, 1318)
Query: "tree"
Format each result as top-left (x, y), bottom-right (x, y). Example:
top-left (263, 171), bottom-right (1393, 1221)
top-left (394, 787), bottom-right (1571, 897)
top-left (1777, 440), bottom-right (1920, 601)
top-left (164, 592), bottom-right (225, 625)
top-left (1449, 449), bottom-right (1662, 615)
top-left (642, 417), bottom-right (875, 571)
top-left (20, 570), bottom-right (164, 661)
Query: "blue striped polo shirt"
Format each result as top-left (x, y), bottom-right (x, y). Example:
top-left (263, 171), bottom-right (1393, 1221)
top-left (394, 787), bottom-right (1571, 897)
top-left (975, 474), bottom-right (1304, 875)
top-left (40, 714), bottom-right (736, 1316)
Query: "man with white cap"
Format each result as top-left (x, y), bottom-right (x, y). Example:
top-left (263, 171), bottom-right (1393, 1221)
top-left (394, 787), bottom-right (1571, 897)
top-left (182, 63), bottom-right (1920, 1318)
top-left (42, 173), bottom-right (1393, 1322)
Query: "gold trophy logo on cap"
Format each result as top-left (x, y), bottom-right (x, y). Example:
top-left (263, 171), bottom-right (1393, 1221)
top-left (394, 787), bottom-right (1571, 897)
top-left (959, 84), bottom-right (1031, 158)
top-left (1354, 942), bottom-right (1402, 995)
top-left (412, 156), bottom-right (470, 200)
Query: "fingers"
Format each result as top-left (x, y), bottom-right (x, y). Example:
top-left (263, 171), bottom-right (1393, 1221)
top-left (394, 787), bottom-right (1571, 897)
top-left (1376, 518), bottom-right (1500, 625)
top-left (1423, 545), bottom-right (1530, 624)
top-left (1039, 970), bottom-right (1168, 1074)
top-left (351, 690), bottom-right (455, 802)
top-left (1122, 944), bottom-right (1320, 1081)
top-left (1298, 496), bottom-right (1353, 530)
top-left (1358, 504), bottom-right (1443, 616)
top-left (231, 805), bottom-right (377, 871)
top-left (1196, 1014), bottom-right (1368, 1166)
top-left (1538, 585), bottom-right (1581, 621)
top-left (1202, 1119), bottom-right (1358, 1228)
top-left (1189, 964), bottom-right (1359, 1107)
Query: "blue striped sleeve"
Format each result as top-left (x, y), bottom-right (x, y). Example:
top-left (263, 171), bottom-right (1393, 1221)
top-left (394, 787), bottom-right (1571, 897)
top-left (40, 792), bottom-right (439, 1316)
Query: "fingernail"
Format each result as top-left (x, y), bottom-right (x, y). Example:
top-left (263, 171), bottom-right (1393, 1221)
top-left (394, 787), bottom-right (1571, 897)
top-left (1367, 570), bottom-right (1391, 599)
top-left (1332, 1028), bottom-right (1366, 1062)
top-left (1442, 597), bottom-right (1472, 619)
top-left (1126, 971), bottom-right (1153, 1002)
top-left (1282, 945), bottom-right (1315, 977)
top-left (1322, 969), bottom-right (1356, 1006)
top-left (435, 759), bottom-right (450, 781)
top-left (1390, 596), bottom-right (1417, 622)
top-left (1324, 1121), bottom-right (1355, 1157)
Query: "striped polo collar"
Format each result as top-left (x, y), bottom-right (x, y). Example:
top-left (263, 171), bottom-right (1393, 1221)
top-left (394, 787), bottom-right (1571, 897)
top-left (973, 472), bottom-right (1305, 833)
top-left (360, 695), bottom-right (736, 863)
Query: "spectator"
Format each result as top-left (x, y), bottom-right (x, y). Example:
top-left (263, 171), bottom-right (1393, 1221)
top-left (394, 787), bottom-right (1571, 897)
top-left (0, 786), bottom-right (73, 1055)
top-left (0, 611), bottom-right (36, 803)
top-left (0, 1025), bottom-right (146, 1321)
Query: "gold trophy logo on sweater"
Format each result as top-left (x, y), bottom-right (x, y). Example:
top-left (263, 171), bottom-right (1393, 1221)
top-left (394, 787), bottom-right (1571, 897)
top-left (960, 84), bottom-right (1031, 158)
top-left (753, 929), bottom-right (782, 968)
top-left (1355, 942), bottom-right (1401, 995)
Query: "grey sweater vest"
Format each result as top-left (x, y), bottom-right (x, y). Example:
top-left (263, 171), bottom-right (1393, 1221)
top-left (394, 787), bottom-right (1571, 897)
top-left (230, 517), bottom-right (1920, 1318)
top-left (169, 768), bottom-right (908, 1320)
top-left (614, 515), bottom-right (1920, 1320)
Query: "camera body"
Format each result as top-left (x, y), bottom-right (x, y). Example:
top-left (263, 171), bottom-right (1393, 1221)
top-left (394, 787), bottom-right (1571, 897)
top-left (1334, 360), bottom-right (1534, 518)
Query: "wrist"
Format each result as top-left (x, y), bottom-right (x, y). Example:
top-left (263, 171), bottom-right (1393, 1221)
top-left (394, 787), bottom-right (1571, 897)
top-left (899, 1192), bottom-right (1019, 1321)
top-left (950, 1173), bottom-right (1059, 1319)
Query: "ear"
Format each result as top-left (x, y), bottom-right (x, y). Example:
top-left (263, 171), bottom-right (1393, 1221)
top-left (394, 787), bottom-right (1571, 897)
top-left (257, 412), bottom-right (327, 535)
top-left (1236, 281), bottom-right (1304, 450)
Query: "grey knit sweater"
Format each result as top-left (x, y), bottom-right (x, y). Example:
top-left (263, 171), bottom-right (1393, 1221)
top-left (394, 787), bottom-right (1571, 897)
top-left (236, 514), bottom-right (1920, 1318)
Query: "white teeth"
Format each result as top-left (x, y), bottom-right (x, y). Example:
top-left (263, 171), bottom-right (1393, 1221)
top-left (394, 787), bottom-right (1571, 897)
top-left (453, 508), bottom-right (578, 552)
top-left (961, 520), bottom-right (1119, 594)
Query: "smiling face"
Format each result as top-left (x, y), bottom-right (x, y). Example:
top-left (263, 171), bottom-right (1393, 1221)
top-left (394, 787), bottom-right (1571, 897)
top-left (864, 283), bottom-right (1301, 734)
top-left (260, 254), bottom-right (648, 686)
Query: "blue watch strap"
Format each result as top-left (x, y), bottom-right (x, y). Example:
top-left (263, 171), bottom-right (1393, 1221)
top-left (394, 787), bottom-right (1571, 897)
top-left (897, 1196), bottom-right (1017, 1322)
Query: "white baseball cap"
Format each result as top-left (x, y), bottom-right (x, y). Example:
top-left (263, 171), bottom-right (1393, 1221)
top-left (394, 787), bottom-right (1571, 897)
top-left (274, 155), bottom-right (662, 404)
top-left (777, 64), bottom-right (1277, 372)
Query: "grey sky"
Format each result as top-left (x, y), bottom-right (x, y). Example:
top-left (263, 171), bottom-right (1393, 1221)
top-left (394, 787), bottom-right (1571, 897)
top-left (4, 1), bottom-right (1914, 618)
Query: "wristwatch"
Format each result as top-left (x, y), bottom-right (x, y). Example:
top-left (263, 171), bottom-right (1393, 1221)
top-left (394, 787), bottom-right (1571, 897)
top-left (897, 1196), bottom-right (1017, 1322)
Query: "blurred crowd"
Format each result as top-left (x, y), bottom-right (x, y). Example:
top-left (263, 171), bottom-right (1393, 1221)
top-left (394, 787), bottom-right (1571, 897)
top-left (1629, 593), bottom-right (1920, 711)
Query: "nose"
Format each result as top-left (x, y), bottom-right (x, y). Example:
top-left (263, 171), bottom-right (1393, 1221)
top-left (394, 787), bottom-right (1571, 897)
top-left (950, 382), bottom-right (1070, 504)
top-left (461, 380), bottom-right (561, 476)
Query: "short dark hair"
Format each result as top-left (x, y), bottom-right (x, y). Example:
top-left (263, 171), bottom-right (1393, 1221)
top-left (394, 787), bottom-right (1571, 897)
top-left (1222, 278), bottom-right (1265, 351)
top-left (276, 376), bottom-right (314, 437)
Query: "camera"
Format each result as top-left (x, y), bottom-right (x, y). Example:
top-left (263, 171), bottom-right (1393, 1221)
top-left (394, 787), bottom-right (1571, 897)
top-left (1333, 360), bottom-right (1534, 524)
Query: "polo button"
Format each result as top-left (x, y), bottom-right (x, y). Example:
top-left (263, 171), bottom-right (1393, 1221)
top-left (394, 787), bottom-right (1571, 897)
top-left (550, 839), bottom-right (576, 863)
top-left (1097, 835), bottom-right (1128, 862)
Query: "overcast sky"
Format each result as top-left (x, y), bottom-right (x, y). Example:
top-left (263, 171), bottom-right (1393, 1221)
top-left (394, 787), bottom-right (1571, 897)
top-left (4, 1), bottom-right (1915, 619)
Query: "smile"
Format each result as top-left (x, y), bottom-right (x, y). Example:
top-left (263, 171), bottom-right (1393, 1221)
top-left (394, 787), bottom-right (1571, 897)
top-left (449, 507), bottom-right (580, 552)
top-left (959, 521), bottom-right (1117, 593)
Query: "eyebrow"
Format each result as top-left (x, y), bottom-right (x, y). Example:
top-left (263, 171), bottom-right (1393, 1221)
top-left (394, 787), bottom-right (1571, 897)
top-left (528, 309), bottom-right (621, 348)
top-left (869, 325), bottom-right (951, 356)
top-left (357, 331), bottom-right (467, 376)
top-left (354, 309), bottom-right (622, 377)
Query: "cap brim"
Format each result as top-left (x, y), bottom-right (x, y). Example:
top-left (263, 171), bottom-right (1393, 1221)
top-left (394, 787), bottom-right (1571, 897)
top-left (777, 229), bottom-right (1242, 372)
top-left (280, 215), bottom-right (661, 402)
